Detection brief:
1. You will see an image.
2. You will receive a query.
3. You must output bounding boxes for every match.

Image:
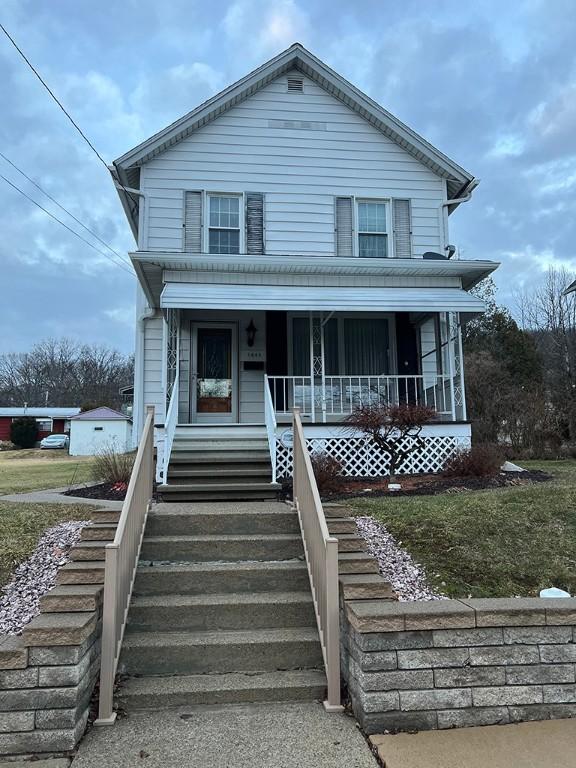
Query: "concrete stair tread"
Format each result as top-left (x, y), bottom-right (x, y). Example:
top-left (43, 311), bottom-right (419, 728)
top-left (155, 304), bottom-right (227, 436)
top-left (169, 453), bottom-right (271, 463)
top-left (136, 560), bottom-right (306, 574)
top-left (169, 468), bottom-right (271, 477)
top-left (123, 627), bottom-right (320, 648)
top-left (147, 507), bottom-right (295, 519)
top-left (130, 591), bottom-right (313, 608)
top-left (118, 669), bottom-right (326, 704)
top-left (142, 534), bottom-right (301, 543)
top-left (158, 483), bottom-right (280, 491)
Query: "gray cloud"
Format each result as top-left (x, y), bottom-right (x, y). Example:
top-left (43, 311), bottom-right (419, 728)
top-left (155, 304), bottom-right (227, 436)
top-left (1, 0), bottom-right (575, 355)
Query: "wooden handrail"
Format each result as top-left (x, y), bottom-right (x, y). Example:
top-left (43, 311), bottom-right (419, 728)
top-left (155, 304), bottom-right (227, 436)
top-left (94, 405), bottom-right (155, 726)
top-left (292, 408), bottom-right (342, 711)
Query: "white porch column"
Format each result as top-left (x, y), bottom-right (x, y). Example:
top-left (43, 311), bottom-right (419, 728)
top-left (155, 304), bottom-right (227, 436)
top-left (445, 312), bottom-right (457, 422)
top-left (309, 313), bottom-right (326, 423)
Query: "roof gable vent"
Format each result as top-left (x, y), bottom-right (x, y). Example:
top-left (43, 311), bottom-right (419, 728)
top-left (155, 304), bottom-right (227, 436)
top-left (287, 76), bottom-right (304, 93)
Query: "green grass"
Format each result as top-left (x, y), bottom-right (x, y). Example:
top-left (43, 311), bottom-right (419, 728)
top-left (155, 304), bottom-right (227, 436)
top-left (0, 502), bottom-right (94, 588)
top-left (348, 460), bottom-right (576, 599)
top-left (0, 450), bottom-right (94, 495)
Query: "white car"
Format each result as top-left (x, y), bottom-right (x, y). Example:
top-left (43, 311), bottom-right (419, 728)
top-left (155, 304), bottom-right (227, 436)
top-left (40, 433), bottom-right (70, 450)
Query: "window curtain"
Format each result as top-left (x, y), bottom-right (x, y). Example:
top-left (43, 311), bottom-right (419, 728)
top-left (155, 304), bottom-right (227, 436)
top-left (344, 319), bottom-right (389, 375)
top-left (292, 318), bottom-right (310, 375)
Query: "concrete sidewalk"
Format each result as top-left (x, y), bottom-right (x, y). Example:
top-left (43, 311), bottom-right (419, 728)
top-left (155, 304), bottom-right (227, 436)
top-left (371, 719), bottom-right (576, 768)
top-left (0, 486), bottom-right (123, 509)
top-left (72, 702), bottom-right (377, 768)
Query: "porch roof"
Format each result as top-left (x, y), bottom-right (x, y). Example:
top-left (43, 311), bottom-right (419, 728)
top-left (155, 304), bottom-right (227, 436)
top-left (160, 282), bottom-right (485, 314)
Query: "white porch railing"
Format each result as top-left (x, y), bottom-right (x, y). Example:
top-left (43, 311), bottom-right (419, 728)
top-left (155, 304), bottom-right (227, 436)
top-left (292, 408), bottom-right (342, 711)
top-left (264, 374), bottom-right (277, 483)
top-left (155, 368), bottom-right (179, 485)
top-left (95, 406), bottom-right (155, 726)
top-left (267, 374), bottom-right (454, 420)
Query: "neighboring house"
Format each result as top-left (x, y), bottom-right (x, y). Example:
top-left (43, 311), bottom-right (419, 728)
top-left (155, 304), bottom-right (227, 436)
top-left (110, 43), bottom-right (498, 496)
top-left (69, 407), bottom-right (132, 456)
top-left (0, 407), bottom-right (80, 442)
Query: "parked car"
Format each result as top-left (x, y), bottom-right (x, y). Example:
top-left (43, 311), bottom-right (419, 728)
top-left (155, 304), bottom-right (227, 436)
top-left (40, 433), bottom-right (70, 450)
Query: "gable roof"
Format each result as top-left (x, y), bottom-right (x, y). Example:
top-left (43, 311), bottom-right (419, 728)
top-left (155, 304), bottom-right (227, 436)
top-left (71, 407), bottom-right (129, 421)
top-left (111, 43), bottom-right (477, 237)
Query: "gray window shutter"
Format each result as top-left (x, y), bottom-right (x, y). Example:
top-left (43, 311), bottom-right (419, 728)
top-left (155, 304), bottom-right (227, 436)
top-left (246, 192), bottom-right (265, 254)
top-left (392, 199), bottom-right (412, 259)
top-left (335, 197), bottom-right (353, 257)
top-left (183, 191), bottom-right (202, 252)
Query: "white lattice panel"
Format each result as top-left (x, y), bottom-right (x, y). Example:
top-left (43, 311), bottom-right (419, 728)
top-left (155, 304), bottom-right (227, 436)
top-left (275, 436), bottom-right (470, 479)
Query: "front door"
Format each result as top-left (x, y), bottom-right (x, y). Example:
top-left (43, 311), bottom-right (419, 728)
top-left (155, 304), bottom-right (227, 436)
top-left (191, 323), bottom-right (238, 422)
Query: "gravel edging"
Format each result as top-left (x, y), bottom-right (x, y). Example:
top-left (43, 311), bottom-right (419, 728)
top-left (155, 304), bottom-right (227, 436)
top-left (0, 520), bottom-right (89, 635)
top-left (355, 515), bottom-right (444, 602)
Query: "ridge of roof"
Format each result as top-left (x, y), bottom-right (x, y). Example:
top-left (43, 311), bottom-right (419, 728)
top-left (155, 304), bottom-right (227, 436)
top-left (71, 406), bottom-right (129, 421)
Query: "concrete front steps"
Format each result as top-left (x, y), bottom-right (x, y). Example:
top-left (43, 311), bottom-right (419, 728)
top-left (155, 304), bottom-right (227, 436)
top-left (158, 424), bottom-right (280, 502)
top-left (117, 501), bottom-right (327, 710)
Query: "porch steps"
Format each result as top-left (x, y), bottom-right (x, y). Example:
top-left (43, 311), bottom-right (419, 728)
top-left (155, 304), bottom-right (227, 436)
top-left (159, 424), bottom-right (280, 503)
top-left (118, 501), bottom-right (326, 711)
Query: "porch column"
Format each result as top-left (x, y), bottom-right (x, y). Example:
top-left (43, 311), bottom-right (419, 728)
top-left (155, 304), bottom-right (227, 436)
top-left (445, 312), bottom-right (457, 422)
top-left (309, 313), bottom-right (326, 423)
top-left (453, 313), bottom-right (467, 420)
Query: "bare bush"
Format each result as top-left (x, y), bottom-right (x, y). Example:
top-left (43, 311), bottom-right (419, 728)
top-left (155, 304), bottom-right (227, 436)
top-left (310, 452), bottom-right (343, 493)
top-left (92, 445), bottom-right (135, 485)
top-left (443, 444), bottom-right (504, 478)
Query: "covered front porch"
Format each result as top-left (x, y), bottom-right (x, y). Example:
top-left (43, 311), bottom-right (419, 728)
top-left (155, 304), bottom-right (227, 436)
top-left (163, 308), bottom-right (468, 427)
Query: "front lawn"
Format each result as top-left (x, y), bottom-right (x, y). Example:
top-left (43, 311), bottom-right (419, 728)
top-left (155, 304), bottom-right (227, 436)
top-left (0, 502), bottom-right (93, 588)
top-left (0, 450), bottom-right (94, 495)
top-left (349, 460), bottom-right (576, 599)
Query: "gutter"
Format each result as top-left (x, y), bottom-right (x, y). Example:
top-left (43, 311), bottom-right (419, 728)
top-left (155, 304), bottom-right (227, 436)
top-left (442, 178), bottom-right (480, 208)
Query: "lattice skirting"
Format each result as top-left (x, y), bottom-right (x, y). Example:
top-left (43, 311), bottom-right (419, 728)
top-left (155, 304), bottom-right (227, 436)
top-left (276, 435), bottom-right (471, 479)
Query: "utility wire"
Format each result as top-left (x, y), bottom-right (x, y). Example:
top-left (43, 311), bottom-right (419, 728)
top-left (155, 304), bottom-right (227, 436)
top-left (0, 150), bottom-right (132, 268)
top-left (0, 22), bottom-right (139, 215)
top-left (0, 173), bottom-right (134, 276)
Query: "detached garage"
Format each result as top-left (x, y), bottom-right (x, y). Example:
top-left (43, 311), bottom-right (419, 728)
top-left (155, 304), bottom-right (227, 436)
top-left (69, 407), bottom-right (132, 456)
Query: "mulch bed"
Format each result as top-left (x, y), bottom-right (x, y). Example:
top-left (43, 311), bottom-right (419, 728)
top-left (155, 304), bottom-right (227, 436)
top-left (282, 469), bottom-right (553, 502)
top-left (64, 482), bottom-right (128, 501)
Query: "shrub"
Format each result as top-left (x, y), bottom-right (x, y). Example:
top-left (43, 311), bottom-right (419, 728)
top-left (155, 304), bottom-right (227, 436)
top-left (345, 402), bottom-right (436, 481)
top-left (443, 443), bottom-right (504, 478)
top-left (93, 444), bottom-right (135, 485)
top-left (310, 451), bottom-right (343, 493)
top-left (0, 440), bottom-right (16, 451)
top-left (10, 417), bottom-right (38, 449)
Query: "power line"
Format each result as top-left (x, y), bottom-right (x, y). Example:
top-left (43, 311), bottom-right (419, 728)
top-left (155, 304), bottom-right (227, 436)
top-left (0, 22), bottom-right (139, 215)
top-left (0, 173), bottom-right (134, 276)
top-left (0, 151), bottom-right (132, 267)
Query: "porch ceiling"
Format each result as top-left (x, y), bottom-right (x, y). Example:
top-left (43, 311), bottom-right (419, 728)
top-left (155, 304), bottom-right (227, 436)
top-left (160, 282), bottom-right (486, 314)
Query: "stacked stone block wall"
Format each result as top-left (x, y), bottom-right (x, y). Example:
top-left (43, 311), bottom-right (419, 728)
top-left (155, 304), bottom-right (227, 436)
top-left (343, 598), bottom-right (576, 733)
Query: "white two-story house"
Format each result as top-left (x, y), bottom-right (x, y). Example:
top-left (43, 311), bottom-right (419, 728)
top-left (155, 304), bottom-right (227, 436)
top-left (111, 43), bottom-right (498, 501)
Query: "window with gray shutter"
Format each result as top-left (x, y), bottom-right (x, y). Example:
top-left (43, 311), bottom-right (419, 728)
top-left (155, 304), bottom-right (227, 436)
top-left (392, 199), bottom-right (412, 259)
top-left (183, 191), bottom-right (202, 252)
top-left (245, 192), bottom-right (264, 255)
top-left (335, 197), bottom-right (353, 257)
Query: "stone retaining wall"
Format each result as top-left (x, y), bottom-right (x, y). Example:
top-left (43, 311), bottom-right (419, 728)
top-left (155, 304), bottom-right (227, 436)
top-left (0, 611), bottom-right (101, 756)
top-left (342, 597), bottom-right (576, 734)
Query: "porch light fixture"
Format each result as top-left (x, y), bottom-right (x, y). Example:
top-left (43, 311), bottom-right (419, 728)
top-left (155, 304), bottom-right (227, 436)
top-left (246, 318), bottom-right (258, 347)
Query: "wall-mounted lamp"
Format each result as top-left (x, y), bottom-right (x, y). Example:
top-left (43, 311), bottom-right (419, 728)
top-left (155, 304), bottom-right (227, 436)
top-left (246, 318), bottom-right (258, 347)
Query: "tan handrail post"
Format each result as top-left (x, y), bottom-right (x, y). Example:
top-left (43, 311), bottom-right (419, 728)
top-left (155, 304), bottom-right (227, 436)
top-left (292, 407), bottom-right (343, 711)
top-left (95, 405), bottom-right (155, 726)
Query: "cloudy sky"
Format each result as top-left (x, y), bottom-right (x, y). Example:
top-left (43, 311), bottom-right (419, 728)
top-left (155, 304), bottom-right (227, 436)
top-left (1, 0), bottom-right (575, 355)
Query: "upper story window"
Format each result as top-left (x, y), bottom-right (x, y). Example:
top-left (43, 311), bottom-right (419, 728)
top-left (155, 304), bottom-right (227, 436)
top-left (208, 195), bottom-right (241, 254)
top-left (357, 200), bottom-right (388, 258)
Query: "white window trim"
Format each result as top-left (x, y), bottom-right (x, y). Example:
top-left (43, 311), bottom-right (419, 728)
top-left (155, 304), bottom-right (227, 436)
top-left (205, 192), bottom-right (245, 255)
top-left (354, 198), bottom-right (392, 259)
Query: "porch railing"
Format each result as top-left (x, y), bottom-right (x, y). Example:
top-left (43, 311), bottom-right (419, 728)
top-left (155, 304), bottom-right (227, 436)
top-left (95, 405), bottom-right (155, 726)
top-left (155, 368), bottom-right (179, 485)
top-left (292, 408), bottom-right (342, 711)
top-left (264, 374), bottom-right (277, 483)
top-left (267, 374), bottom-right (454, 420)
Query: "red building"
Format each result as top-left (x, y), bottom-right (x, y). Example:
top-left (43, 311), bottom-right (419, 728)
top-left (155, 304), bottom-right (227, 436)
top-left (0, 408), bottom-right (81, 442)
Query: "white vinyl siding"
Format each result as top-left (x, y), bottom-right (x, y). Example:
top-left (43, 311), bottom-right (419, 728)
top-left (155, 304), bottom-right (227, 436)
top-left (141, 71), bottom-right (445, 256)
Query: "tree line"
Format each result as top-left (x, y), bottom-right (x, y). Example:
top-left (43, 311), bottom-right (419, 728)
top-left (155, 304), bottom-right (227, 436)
top-left (0, 338), bottom-right (134, 411)
top-left (464, 267), bottom-right (576, 457)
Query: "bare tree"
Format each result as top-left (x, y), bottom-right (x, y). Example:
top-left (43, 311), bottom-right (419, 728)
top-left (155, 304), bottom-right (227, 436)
top-left (0, 338), bottom-right (133, 409)
top-left (516, 267), bottom-right (576, 440)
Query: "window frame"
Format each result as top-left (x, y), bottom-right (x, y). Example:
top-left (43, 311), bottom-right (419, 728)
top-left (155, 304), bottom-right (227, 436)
top-left (205, 192), bottom-right (244, 255)
top-left (355, 198), bottom-right (391, 259)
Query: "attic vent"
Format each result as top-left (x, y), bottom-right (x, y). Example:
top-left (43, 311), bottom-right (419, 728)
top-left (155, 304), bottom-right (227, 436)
top-left (268, 119), bottom-right (326, 131)
top-left (287, 76), bottom-right (304, 92)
